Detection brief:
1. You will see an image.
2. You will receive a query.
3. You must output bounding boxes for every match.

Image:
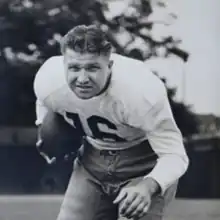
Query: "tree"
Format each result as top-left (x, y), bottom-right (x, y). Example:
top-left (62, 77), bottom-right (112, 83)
top-left (160, 78), bottom-right (199, 137)
top-left (0, 0), bottom-right (94, 125)
top-left (0, 0), bottom-right (198, 137)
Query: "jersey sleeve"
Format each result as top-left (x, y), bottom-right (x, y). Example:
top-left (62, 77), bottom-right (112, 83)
top-left (35, 99), bottom-right (49, 126)
top-left (33, 58), bottom-right (54, 126)
top-left (127, 77), bottom-right (189, 195)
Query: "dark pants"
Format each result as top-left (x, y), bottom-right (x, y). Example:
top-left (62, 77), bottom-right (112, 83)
top-left (57, 140), bottom-right (178, 220)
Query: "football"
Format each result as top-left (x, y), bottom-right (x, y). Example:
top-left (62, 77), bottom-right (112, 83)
top-left (38, 111), bottom-right (83, 163)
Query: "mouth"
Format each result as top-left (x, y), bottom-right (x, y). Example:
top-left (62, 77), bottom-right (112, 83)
top-left (76, 85), bottom-right (92, 89)
top-left (75, 85), bottom-right (94, 94)
top-left (76, 85), bottom-right (93, 91)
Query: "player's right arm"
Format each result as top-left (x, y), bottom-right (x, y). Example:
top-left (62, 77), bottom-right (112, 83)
top-left (35, 99), bottom-right (57, 164)
top-left (34, 58), bottom-right (53, 139)
top-left (35, 99), bottom-right (49, 147)
top-left (33, 58), bottom-right (57, 164)
top-left (34, 56), bottom-right (76, 164)
top-left (34, 57), bottom-right (55, 125)
top-left (35, 100), bottom-right (56, 164)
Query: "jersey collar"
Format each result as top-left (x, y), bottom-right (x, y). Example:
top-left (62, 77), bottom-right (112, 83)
top-left (95, 72), bottom-right (112, 97)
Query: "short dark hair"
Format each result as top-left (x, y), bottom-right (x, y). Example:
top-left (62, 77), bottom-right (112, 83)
top-left (60, 25), bottom-right (112, 56)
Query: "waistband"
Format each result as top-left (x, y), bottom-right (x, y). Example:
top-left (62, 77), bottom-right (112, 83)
top-left (86, 135), bottom-right (148, 150)
top-left (81, 138), bottom-right (158, 159)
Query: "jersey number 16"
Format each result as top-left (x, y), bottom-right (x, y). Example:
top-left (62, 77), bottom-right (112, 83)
top-left (66, 112), bottom-right (126, 142)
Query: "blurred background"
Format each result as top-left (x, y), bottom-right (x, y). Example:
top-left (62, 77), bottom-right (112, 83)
top-left (0, 0), bottom-right (219, 219)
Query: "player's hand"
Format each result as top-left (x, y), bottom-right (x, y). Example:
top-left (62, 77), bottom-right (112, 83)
top-left (39, 151), bottom-right (57, 165)
top-left (113, 178), bottom-right (160, 219)
top-left (36, 138), bottom-right (76, 165)
top-left (36, 138), bottom-right (57, 165)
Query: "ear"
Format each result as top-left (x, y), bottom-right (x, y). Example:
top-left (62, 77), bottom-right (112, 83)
top-left (108, 60), bottom-right (114, 69)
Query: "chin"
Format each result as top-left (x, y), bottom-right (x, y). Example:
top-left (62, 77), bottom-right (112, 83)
top-left (75, 92), bottom-right (94, 100)
top-left (78, 95), bottom-right (93, 100)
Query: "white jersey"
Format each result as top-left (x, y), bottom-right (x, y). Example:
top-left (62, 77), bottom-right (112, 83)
top-left (34, 53), bottom-right (189, 194)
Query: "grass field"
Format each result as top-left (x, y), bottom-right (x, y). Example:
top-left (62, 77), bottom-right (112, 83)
top-left (0, 196), bottom-right (219, 220)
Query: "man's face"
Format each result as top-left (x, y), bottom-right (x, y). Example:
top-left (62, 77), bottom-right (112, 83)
top-left (63, 48), bottom-right (113, 99)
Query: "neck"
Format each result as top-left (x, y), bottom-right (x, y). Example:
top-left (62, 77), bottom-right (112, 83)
top-left (96, 73), bottom-right (112, 97)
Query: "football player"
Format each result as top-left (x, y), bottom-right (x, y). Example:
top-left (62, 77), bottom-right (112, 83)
top-left (34, 25), bottom-right (189, 220)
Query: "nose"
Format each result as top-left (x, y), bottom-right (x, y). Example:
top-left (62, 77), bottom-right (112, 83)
top-left (77, 70), bottom-right (89, 84)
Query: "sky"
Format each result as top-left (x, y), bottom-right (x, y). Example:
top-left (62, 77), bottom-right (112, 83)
top-left (153, 0), bottom-right (220, 116)
top-left (108, 0), bottom-right (220, 116)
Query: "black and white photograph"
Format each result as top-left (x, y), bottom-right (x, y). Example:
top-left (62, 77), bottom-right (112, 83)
top-left (0, 0), bottom-right (219, 219)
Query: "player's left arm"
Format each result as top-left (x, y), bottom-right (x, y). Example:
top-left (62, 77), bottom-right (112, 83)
top-left (114, 82), bottom-right (189, 219)
top-left (114, 67), bottom-right (189, 219)
top-left (142, 83), bottom-right (189, 195)
top-left (114, 81), bottom-right (189, 219)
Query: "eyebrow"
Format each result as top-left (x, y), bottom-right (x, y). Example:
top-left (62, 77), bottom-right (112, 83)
top-left (85, 62), bottom-right (100, 67)
top-left (68, 63), bottom-right (81, 68)
top-left (68, 62), bottom-right (100, 68)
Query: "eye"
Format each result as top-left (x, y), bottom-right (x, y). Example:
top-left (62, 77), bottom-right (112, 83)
top-left (69, 66), bottom-right (80, 72)
top-left (86, 66), bottom-right (100, 72)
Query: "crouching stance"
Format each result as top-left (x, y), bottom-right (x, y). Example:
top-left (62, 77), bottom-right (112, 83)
top-left (34, 25), bottom-right (189, 220)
